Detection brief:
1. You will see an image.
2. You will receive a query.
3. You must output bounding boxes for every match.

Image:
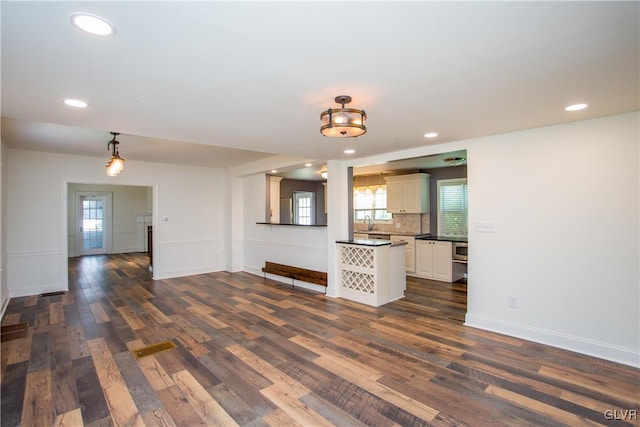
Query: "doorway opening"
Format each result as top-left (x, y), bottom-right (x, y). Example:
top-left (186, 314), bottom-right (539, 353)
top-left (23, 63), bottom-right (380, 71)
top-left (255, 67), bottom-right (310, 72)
top-left (76, 192), bottom-right (112, 256)
top-left (351, 150), bottom-right (469, 320)
top-left (68, 183), bottom-right (153, 260)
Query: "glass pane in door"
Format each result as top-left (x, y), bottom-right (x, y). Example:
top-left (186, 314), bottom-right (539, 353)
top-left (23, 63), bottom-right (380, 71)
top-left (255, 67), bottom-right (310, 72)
top-left (82, 199), bottom-right (104, 250)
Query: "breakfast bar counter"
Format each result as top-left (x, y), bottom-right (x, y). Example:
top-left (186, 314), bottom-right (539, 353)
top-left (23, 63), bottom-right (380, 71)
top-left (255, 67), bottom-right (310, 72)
top-left (335, 239), bottom-right (406, 307)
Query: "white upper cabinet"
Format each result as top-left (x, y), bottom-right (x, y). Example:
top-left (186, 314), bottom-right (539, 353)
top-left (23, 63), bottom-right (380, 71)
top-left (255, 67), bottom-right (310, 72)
top-left (384, 173), bottom-right (430, 214)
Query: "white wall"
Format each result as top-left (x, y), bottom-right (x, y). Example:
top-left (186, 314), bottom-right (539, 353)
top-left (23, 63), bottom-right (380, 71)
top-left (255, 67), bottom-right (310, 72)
top-left (67, 183), bottom-right (150, 256)
top-left (241, 173), bottom-right (328, 293)
top-left (337, 111), bottom-right (639, 366)
top-left (6, 149), bottom-right (227, 297)
top-left (226, 177), bottom-right (245, 272)
top-left (464, 112), bottom-right (639, 367)
top-left (325, 159), bottom-right (351, 298)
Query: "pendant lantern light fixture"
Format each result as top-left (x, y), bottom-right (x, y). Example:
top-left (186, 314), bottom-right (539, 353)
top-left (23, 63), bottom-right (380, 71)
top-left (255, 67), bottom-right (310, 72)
top-left (105, 132), bottom-right (125, 176)
top-left (320, 95), bottom-right (367, 138)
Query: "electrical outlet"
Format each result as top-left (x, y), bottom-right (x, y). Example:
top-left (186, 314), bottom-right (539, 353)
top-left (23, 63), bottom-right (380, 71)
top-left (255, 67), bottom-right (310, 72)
top-left (396, 222), bottom-right (401, 228)
top-left (508, 295), bottom-right (519, 308)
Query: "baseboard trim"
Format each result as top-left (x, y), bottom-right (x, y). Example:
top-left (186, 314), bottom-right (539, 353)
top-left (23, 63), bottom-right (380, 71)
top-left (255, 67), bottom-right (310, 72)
top-left (464, 313), bottom-right (640, 368)
top-left (9, 284), bottom-right (69, 299)
top-left (152, 265), bottom-right (224, 280)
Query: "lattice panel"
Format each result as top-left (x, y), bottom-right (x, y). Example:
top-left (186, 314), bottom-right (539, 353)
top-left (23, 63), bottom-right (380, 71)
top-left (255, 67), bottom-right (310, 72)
top-left (340, 246), bottom-right (374, 269)
top-left (341, 270), bottom-right (375, 294)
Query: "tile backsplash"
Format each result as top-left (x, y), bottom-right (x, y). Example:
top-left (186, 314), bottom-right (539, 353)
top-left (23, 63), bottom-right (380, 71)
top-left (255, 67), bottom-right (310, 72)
top-left (354, 213), bottom-right (430, 235)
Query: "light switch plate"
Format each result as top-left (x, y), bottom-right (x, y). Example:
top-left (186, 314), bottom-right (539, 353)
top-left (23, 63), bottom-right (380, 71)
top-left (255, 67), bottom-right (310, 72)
top-left (509, 295), bottom-right (519, 308)
top-left (474, 221), bottom-right (495, 233)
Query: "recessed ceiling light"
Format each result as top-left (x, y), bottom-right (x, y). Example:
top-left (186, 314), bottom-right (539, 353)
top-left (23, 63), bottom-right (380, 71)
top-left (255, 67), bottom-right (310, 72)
top-left (344, 149), bottom-right (355, 154)
top-left (71, 13), bottom-right (115, 36)
top-left (305, 163), bottom-right (312, 167)
top-left (565, 103), bottom-right (588, 112)
top-left (64, 99), bottom-right (88, 108)
top-left (271, 169), bottom-right (278, 173)
top-left (424, 132), bottom-right (438, 138)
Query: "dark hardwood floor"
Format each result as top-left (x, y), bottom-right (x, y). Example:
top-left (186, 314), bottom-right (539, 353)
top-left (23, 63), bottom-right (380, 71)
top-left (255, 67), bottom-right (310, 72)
top-left (1, 253), bottom-right (638, 426)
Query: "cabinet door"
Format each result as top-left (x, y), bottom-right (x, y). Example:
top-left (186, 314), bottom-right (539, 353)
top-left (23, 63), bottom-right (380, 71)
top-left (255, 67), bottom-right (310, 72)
top-left (384, 174), bottom-right (429, 214)
top-left (432, 241), bottom-right (453, 282)
top-left (402, 179), bottom-right (422, 213)
top-left (406, 244), bottom-right (415, 272)
top-left (415, 241), bottom-right (433, 277)
top-left (386, 181), bottom-right (403, 213)
top-left (391, 236), bottom-right (415, 272)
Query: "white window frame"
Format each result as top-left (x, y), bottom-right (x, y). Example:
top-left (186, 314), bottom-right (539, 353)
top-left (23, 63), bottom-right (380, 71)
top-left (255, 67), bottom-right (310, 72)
top-left (353, 185), bottom-right (393, 223)
top-left (437, 178), bottom-right (468, 237)
top-left (293, 191), bottom-right (315, 225)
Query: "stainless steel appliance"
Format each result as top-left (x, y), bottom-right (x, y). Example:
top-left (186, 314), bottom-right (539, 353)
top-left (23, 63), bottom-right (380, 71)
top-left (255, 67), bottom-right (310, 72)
top-left (279, 198), bottom-right (292, 223)
top-left (452, 241), bottom-right (468, 261)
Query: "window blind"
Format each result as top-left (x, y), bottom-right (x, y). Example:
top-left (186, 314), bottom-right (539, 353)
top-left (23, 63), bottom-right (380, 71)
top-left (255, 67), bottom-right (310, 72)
top-left (438, 179), bottom-right (468, 236)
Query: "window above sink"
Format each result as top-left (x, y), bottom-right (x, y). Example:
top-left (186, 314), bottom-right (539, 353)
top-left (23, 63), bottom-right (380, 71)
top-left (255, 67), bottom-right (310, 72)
top-left (353, 179), bottom-right (392, 224)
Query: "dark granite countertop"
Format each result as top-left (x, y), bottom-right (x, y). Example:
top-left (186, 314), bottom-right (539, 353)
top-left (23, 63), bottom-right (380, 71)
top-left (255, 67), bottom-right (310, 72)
top-left (354, 231), bottom-right (431, 238)
top-left (416, 235), bottom-right (468, 243)
top-left (256, 222), bottom-right (327, 227)
top-left (336, 239), bottom-right (392, 247)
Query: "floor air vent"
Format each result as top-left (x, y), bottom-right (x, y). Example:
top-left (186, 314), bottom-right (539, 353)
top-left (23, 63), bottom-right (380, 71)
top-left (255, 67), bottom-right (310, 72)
top-left (131, 340), bottom-right (177, 359)
top-left (39, 291), bottom-right (66, 297)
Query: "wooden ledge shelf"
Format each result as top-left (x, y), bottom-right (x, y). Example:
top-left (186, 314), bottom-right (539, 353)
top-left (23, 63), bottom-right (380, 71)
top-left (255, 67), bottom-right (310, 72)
top-left (262, 261), bottom-right (327, 293)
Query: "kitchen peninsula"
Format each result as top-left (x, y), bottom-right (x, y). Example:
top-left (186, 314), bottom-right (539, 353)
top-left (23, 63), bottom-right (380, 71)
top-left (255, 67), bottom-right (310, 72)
top-left (335, 238), bottom-right (407, 307)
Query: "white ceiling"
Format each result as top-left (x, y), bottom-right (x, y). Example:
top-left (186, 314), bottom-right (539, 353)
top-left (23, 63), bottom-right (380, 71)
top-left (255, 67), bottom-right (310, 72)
top-left (1, 2), bottom-right (638, 177)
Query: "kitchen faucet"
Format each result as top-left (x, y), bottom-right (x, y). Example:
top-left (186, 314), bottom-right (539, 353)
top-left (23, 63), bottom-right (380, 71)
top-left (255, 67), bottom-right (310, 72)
top-left (364, 215), bottom-right (374, 231)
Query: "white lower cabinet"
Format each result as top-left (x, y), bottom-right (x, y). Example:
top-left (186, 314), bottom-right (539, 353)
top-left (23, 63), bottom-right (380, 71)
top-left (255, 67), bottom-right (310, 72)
top-left (390, 236), bottom-right (415, 273)
top-left (416, 240), bottom-right (463, 282)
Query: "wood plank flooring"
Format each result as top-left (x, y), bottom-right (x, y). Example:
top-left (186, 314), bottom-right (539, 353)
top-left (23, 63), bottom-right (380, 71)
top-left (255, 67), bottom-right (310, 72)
top-left (1, 253), bottom-right (638, 426)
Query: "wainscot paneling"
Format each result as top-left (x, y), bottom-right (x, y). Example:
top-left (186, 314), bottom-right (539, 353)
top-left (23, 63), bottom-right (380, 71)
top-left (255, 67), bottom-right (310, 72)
top-left (151, 239), bottom-right (225, 280)
top-left (7, 249), bottom-right (66, 297)
top-left (243, 239), bottom-right (328, 294)
top-left (112, 229), bottom-right (141, 253)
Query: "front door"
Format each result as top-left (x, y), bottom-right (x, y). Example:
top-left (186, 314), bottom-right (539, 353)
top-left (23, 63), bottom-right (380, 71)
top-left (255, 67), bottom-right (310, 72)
top-left (76, 192), bottom-right (111, 256)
